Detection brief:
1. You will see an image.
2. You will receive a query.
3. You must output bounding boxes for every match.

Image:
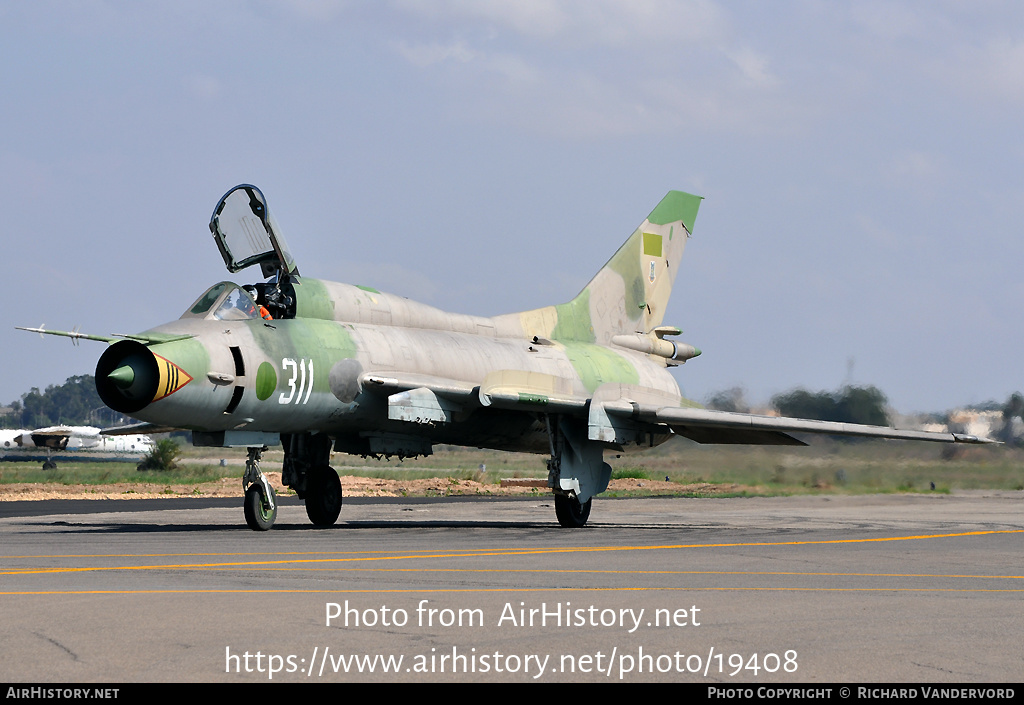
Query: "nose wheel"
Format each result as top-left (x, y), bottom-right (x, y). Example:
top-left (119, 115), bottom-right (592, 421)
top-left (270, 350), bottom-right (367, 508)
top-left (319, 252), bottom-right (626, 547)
top-left (242, 446), bottom-right (277, 531)
top-left (244, 484), bottom-right (277, 531)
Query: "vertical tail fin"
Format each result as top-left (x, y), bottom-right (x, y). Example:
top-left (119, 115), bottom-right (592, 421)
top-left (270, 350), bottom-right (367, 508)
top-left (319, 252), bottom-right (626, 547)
top-left (508, 191), bottom-right (702, 344)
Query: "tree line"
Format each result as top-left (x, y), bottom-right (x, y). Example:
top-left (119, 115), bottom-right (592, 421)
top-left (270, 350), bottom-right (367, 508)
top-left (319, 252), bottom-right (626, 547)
top-left (2, 375), bottom-right (112, 428)
top-left (707, 384), bottom-right (1024, 445)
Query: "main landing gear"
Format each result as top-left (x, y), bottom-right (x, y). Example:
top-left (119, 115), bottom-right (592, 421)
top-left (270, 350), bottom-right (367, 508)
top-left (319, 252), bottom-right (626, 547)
top-left (304, 463), bottom-right (343, 526)
top-left (546, 415), bottom-right (610, 528)
top-left (282, 432), bottom-right (343, 529)
top-left (241, 433), bottom-right (343, 531)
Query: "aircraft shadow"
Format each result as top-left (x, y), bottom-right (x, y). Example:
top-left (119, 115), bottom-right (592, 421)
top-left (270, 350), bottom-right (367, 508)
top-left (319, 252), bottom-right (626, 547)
top-left (30, 518), bottom-right (570, 533)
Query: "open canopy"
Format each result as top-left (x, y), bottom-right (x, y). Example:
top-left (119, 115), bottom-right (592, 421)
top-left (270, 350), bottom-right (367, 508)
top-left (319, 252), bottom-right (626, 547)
top-left (209, 184), bottom-right (298, 278)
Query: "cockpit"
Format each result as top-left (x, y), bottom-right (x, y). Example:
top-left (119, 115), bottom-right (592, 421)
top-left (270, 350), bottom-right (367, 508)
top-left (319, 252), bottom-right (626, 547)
top-left (180, 281), bottom-right (295, 321)
top-left (181, 282), bottom-right (257, 320)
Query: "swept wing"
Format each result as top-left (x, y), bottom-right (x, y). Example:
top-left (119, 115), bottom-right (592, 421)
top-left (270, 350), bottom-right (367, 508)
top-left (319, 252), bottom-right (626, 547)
top-left (357, 375), bottom-right (994, 446)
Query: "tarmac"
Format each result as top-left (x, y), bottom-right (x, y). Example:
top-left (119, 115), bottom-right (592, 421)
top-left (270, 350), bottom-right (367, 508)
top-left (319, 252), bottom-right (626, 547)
top-left (1, 490), bottom-right (1021, 683)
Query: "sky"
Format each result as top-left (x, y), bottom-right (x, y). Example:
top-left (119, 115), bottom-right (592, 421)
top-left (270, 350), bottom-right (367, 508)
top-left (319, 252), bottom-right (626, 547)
top-left (2, 1), bottom-right (1022, 415)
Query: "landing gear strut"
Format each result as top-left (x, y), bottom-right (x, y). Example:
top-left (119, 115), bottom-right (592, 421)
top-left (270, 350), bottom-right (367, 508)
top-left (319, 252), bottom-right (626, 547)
top-left (242, 446), bottom-right (277, 531)
top-left (282, 432), bottom-right (343, 528)
top-left (546, 415), bottom-right (610, 528)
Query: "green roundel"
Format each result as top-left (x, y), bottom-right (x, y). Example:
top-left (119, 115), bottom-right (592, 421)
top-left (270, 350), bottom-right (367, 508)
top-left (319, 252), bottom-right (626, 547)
top-left (255, 362), bottom-right (277, 401)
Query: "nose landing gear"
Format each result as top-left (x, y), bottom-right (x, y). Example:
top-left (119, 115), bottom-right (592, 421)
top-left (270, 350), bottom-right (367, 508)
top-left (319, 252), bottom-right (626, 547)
top-left (242, 446), bottom-right (277, 531)
top-left (241, 437), bottom-right (343, 531)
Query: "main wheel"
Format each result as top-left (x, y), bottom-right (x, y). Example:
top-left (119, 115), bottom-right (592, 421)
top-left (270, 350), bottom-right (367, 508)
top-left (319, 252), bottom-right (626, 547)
top-left (554, 494), bottom-right (592, 528)
top-left (244, 484), bottom-right (277, 531)
top-left (305, 466), bottom-right (343, 527)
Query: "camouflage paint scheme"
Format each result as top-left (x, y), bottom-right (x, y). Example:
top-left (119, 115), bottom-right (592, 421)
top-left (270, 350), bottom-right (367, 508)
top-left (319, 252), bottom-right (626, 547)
top-left (20, 186), bottom-right (992, 529)
top-left (133, 192), bottom-right (698, 440)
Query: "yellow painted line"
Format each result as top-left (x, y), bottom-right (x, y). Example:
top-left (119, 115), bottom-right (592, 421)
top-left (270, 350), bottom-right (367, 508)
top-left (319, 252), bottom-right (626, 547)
top-left (2, 529), bottom-right (1020, 577)
top-left (6, 528), bottom-right (1020, 562)
top-left (3, 586), bottom-right (1024, 596)
top-left (182, 567), bottom-right (1024, 580)
top-left (9, 528), bottom-right (1024, 561)
top-left (4, 548), bottom-right (504, 559)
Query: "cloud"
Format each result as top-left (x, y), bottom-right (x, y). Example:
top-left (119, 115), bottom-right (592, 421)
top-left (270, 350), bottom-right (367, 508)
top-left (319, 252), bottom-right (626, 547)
top-left (393, 39), bottom-right (478, 68)
top-left (848, 1), bottom-right (935, 42)
top-left (976, 36), bottom-right (1024, 104)
top-left (385, 2), bottom-right (796, 138)
top-left (725, 47), bottom-right (780, 89)
top-left (395, 0), bottom-right (571, 38)
top-left (840, 3), bottom-right (1024, 108)
top-left (393, 0), bottom-right (728, 46)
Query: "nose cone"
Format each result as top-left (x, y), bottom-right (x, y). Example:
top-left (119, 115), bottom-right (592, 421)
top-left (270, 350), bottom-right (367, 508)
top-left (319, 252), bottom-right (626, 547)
top-left (108, 365), bottom-right (136, 389)
top-left (96, 340), bottom-right (193, 414)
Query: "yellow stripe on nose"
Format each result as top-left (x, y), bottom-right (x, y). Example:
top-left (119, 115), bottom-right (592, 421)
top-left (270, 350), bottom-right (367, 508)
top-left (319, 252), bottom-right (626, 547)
top-left (152, 353), bottom-right (193, 402)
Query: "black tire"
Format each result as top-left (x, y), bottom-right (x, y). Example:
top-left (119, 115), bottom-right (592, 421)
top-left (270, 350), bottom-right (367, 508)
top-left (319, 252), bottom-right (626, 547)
top-left (305, 466), bottom-right (343, 527)
top-left (42, 460), bottom-right (57, 470)
top-left (244, 484), bottom-right (277, 531)
top-left (554, 494), bottom-right (592, 528)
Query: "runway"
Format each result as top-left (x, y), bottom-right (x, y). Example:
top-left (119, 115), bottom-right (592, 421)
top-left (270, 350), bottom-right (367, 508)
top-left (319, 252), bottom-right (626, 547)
top-left (1, 491), bottom-right (1021, 683)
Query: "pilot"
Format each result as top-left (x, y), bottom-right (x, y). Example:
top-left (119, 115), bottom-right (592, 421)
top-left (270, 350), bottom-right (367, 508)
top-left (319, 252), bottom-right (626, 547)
top-left (244, 286), bottom-right (274, 321)
top-left (236, 291), bottom-right (258, 318)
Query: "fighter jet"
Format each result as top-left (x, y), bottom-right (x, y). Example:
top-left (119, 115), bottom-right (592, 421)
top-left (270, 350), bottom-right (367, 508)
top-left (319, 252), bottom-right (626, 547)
top-left (18, 185), bottom-right (993, 530)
